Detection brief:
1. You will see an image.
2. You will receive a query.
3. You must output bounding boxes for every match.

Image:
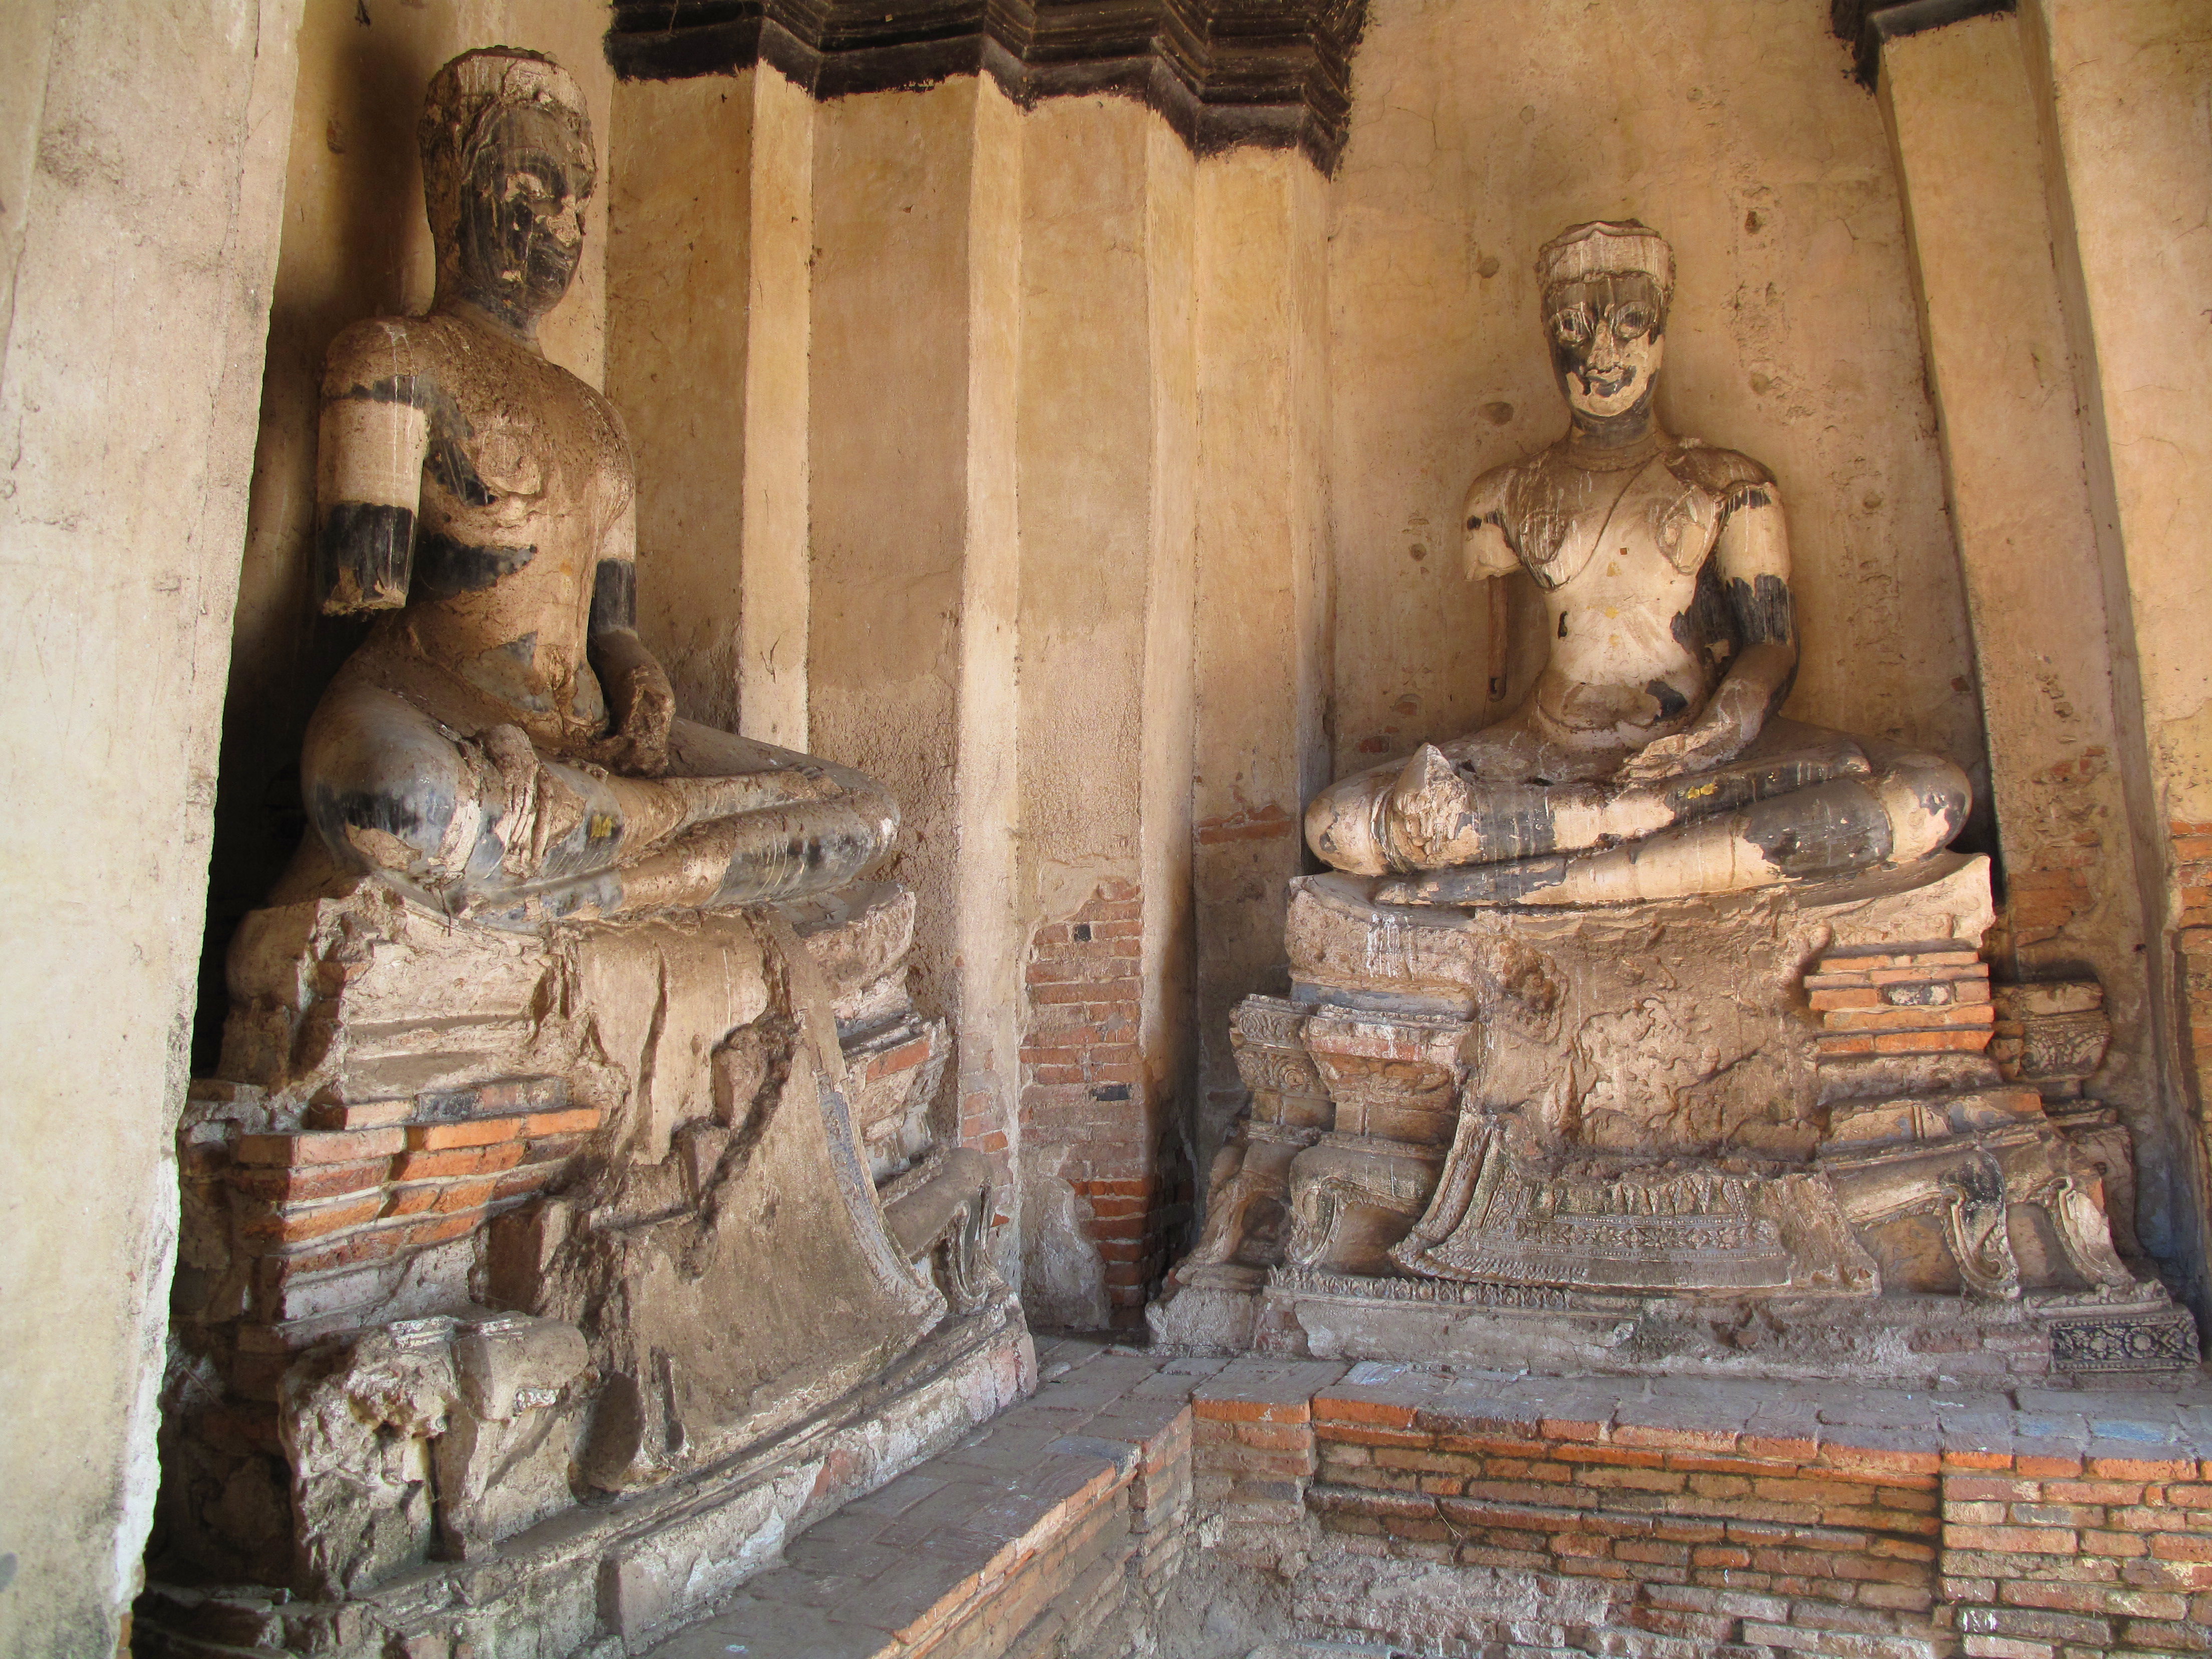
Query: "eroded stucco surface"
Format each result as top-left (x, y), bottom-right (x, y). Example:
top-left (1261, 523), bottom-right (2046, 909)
top-left (1878, 15), bottom-right (2170, 1251)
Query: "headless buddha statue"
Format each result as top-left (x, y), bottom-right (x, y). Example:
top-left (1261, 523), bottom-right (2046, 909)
top-left (299, 49), bottom-right (893, 923)
top-left (1306, 220), bottom-right (1968, 907)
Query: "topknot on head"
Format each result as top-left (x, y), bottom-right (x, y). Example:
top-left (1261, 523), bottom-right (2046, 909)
top-left (1535, 220), bottom-right (1675, 303)
top-left (419, 47), bottom-right (596, 214)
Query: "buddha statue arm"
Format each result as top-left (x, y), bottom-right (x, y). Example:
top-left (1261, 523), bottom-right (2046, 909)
top-left (315, 321), bottom-right (434, 614)
top-left (586, 499), bottom-right (676, 776)
top-left (1615, 479), bottom-right (1797, 784)
top-left (1461, 465), bottom-right (1522, 582)
top-left (1463, 464), bottom-right (1522, 702)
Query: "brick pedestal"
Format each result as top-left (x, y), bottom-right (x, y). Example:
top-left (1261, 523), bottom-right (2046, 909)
top-left (1191, 1362), bottom-right (2212, 1659)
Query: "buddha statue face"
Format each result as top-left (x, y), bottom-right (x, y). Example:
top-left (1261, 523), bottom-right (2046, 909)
top-left (1544, 271), bottom-right (1667, 423)
top-left (453, 102), bottom-right (589, 324)
top-left (420, 50), bottom-right (597, 334)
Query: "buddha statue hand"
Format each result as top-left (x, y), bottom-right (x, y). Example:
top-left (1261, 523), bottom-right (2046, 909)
top-left (1610, 718), bottom-right (1745, 785)
top-left (594, 632), bottom-right (676, 778)
top-left (1384, 744), bottom-right (1472, 868)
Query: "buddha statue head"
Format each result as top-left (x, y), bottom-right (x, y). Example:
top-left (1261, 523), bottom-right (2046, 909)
top-left (1535, 220), bottom-right (1674, 427)
top-left (419, 47), bottom-right (597, 334)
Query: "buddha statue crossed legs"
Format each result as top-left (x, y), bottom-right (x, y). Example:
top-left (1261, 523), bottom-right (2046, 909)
top-left (1305, 221), bottom-right (1967, 907)
top-left (300, 49), bottom-right (893, 923)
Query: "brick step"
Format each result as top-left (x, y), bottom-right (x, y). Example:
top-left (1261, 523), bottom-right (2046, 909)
top-left (1627, 1603), bottom-right (1740, 1639)
top-left (643, 1343), bottom-right (1205, 1659)
top-left (1739, 1624), bottom-right (1952, 1659)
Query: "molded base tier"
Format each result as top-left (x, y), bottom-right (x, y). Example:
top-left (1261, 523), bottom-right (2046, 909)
top-left (1251, 1273), bottom-right (2195, 1384)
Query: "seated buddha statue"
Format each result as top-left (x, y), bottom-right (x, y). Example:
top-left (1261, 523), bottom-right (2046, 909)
top-left (1305, 220), bottom-right (1968, 908)
top-left (298, 49), bottom-right (893, 923)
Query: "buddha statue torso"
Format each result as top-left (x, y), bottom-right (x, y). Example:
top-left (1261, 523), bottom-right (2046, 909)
top-left (328, 312), bottom-right (634, 749)
top-left (1470, 433), bottom-right (1781, 779)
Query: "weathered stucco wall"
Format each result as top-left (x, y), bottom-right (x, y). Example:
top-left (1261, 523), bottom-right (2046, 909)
top-left (803, 73), bottom-right (1029, 1287)
top-left (1190, 149), bottom-right (1332, 1186)
top-left (809, 74), bottom-right (990, 1098)
top-left (201, 0), bottom-right (613, 1062)
top-left (1324, 0), bottom-right (1987, 806)
top-left (1013, 97), bottom-right (1193, 1328)
top-left (0, 1), bottom-right (300, 1649)
top-left (1877, 12), bottom-right (2168, 1250)
top-left (2024, 0), bottom-right (2212, 1302)
top-left (609, 64), bottom-right (814, 746)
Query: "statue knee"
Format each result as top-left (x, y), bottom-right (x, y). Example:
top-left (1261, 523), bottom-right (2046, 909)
top-left (839, 766), bottom-right (901, 869)
top-left (302, 690), bottom-right (486, 885)
top-left (1740, 778), bottom-right (1896, 879)
top-left (1737, 748), bottom-right (1968, 884)
top-left (1305, 770), bottom-right (1394, 876)
top-left (1870, 749), bottom-right (1971, 865)
top-left (792, 761), bottom-right (901, 893)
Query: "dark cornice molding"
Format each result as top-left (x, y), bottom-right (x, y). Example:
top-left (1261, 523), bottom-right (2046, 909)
top-left (1831, 0), bottom-right (2017, 88)
top-left (605, 0), bottom-right (1366, 174)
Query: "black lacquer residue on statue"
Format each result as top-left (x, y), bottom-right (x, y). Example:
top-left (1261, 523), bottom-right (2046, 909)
top-left (318, 502), bottom-right (416, 608)
top-left (1743, 779), bottom-right (1894, 877)
top-left (591, 558), bottom-right (638, 635)
top-left (1728, 573), bottom-right (1796, 647)
top-left (413, 533), bottom-right (536, 598)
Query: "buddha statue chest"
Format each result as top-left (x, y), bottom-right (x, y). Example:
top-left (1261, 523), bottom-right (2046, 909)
top-left (341, 314), bottom-right (635, 732)
top-left (1505, 444), bottom-right (1724, 590)
top-left (1507, 450), bottom-right (1729, 735)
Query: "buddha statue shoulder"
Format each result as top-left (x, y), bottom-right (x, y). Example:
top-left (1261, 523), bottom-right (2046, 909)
top-left (294, 48), bottom-right (894, 926)
top-left (1305, 220), bottom-right (1968, 908)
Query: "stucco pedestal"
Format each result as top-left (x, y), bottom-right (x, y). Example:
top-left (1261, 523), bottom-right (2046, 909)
top-left (1152, 857), bottom-right (2190, 1378)
top-left (150, 873), bottom-right (1021, 1650)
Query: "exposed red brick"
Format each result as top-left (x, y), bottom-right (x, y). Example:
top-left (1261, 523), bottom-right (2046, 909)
top-left (1314, 1395), bottom-right (1420, 1431)
top-left (1944, 1450), bottom-right (2017, 1473)
top-left (1820, 1443), bottom-right (1942, 1479)
top-left (384, 1177), bottom-right (497, 1219)
top-left (1872, 1029), bottom-right (1996, 1055)
top-left (2088, 1454), bottom-right (2196, 1483)
top-left (407, 1116), bottom-right (528, 1151)
top-left (235, 1127), bottom-right (406, 1166)
top-left (303, 1099), bottom-right (414, 1131)
top-left (390, 1141), bottom-right (527, 1181)
top-left (243, 1194), bottom-right (384, 1244)
top-left (228, 1158), bottom-right (391, 1202)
